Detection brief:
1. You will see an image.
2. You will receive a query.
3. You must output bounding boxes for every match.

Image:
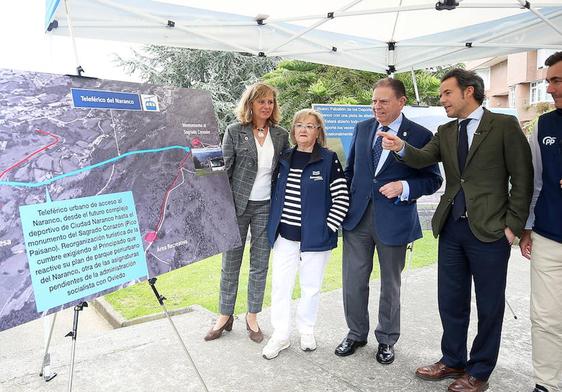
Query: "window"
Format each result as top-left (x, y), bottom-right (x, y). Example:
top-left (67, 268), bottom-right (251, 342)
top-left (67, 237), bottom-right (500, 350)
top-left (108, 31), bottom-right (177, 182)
top-left (537, 49), bottom-right (557, 69)
top-left (475, 68), bottom-right (490, 90)
top-left (509, 86), bottom-right (516, 108)
top-left (530, 80), bottom-right (554, 104)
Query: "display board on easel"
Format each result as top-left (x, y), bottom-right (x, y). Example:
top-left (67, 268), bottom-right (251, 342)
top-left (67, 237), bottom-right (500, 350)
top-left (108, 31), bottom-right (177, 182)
top-left (0, 68), bottom-right (241, 332)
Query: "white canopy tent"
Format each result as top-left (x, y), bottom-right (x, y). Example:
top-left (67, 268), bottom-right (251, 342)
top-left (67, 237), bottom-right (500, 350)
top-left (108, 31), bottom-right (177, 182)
top-left (44, 0), bottom-right (562, 75)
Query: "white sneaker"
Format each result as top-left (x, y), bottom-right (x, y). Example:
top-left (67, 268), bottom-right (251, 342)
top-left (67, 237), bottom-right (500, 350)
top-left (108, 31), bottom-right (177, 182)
top-left (262, 338), bottom-right (290, 360)
top-left (300, 334), bottom-right (317, 352)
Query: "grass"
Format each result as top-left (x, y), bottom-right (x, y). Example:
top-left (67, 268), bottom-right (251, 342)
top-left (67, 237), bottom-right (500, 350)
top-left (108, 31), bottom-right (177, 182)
top-left (104, 231), bottom-right (438, 320)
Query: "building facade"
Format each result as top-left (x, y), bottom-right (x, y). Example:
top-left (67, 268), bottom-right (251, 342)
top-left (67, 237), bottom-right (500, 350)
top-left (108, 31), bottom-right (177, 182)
top-left (467, 49), bottom-right (556, 129)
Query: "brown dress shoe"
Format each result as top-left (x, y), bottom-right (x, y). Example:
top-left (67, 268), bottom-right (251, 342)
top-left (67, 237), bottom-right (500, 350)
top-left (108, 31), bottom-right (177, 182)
top-left (448, 373), bottom-right (489, 392)
top-left (246, 315), bottom-right (264, 343)
top-left (415, 361), bottom-right (466, 381)
top-left (204, 315), bottom-right (233, 341)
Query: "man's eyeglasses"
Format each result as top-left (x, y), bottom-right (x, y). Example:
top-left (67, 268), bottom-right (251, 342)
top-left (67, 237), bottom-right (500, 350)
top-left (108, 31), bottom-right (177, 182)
top-left (295, 123), bottom-right (318, 131)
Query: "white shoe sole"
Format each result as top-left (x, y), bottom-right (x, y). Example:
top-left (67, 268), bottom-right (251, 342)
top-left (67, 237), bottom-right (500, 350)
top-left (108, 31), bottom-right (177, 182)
top-left (300, 336), bottom-right (317, 352)
top-left (262, 342), bottom-right (290, 360)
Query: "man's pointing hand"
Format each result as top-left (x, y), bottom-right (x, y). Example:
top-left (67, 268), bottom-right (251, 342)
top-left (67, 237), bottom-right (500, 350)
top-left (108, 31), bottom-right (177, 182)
top-left (377, 131), bottom-right (405, 152)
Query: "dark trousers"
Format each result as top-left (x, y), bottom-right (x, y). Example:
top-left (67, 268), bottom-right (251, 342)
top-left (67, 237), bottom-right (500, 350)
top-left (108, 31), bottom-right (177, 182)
top-left (438, 214), bottom-right (511, 380)
top-left (343, 201), bottom-right (407, 344)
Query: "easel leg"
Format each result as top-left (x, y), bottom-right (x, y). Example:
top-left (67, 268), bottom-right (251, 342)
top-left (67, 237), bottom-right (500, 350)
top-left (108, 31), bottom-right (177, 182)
top-left (148, 278), bottom-right (209, 392)
top-left (506, 298), bottom-right (518, 319)
top-left (40, 312), bottom-right (58, 382)
top-left (65, 302), bottom-right (88, 392)
top-left (401, 242), bottom-right (415, 307)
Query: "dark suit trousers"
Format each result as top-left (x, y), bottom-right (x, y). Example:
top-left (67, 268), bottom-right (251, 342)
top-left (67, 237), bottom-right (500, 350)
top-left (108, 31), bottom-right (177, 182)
top-left (438, 214), bottom-right (510, 380)
top-left (343, 201), bottom-right (407, 344)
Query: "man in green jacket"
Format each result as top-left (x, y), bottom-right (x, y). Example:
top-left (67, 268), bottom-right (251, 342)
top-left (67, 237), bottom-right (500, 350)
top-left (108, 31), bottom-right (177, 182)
top-left (379, 68), bottom-right (533, 392)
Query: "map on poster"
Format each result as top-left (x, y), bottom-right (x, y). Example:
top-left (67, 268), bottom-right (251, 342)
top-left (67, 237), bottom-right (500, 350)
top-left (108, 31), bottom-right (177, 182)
top-left (0, 68), bottom-right (240, 331)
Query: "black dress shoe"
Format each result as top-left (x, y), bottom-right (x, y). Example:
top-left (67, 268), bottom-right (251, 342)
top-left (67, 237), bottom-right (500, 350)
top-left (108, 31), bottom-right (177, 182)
top-left (376, 343), bottom-right (394, 364)
top-left (334, 338), bottom-right (367, 357)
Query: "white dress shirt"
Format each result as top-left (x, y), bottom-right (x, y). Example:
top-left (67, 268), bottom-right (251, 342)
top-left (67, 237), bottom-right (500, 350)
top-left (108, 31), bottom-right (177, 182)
top-left (249, 131), bottom-right (274, 201)
top-left (374, 114), bottom-right (410, 201)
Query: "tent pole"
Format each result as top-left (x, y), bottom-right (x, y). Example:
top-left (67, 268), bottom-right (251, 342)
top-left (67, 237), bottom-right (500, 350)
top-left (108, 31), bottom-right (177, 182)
top-left (92, 0), bottom-right (256, 54)
top-left (267, 23), bottom-right (336, 52)
top-left (268, 29), bottom-right (388, 71)
top-left (272, 48), bottom-right (388, 71)
top-left (397, 8), bottom-right (562, 70)
top-left (268, 3), bottom-right (435, 24)
top-left (390, 0), bottom-right (404, 43)
top-left (267, 0), bottom-right (364, 53)
top-left (515, 0), bottom-right (562, 37)
top-left (63, 0), bottom-right (84, 76)
top-left (411, 68), bottom-right (420, 105)
top-left (268, 1), bottom-right (550, 24)
top-left (394, 42), bottom-right (562, 49)
top-left (396, 8), bottom-right (562, 71)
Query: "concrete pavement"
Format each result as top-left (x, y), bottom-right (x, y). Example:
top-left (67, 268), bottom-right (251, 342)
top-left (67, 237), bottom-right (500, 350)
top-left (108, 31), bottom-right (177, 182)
top-left (0, 252), bottom-right (540, 392)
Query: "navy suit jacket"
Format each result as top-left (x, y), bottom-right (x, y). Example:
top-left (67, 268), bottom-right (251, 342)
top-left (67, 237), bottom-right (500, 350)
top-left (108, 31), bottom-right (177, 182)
top-left (342, 115), bottom-right (442, 246)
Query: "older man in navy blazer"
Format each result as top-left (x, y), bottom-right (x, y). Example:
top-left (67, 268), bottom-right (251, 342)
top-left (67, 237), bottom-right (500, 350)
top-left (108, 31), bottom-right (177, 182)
top-left (335, 78), bottom-right (442, 364)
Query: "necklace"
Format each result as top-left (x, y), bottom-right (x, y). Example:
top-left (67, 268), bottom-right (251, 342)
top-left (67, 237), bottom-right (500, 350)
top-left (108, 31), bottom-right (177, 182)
top-left (257, 127), bottom-right (266, 138)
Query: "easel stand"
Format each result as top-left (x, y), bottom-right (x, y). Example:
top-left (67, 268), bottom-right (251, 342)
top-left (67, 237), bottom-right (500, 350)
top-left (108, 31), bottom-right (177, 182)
top-left (65, 302), bottom-right (88, 392)
top-left (401, 242), bottom-right (415, 306)
top-left (148, 277), bottom-right (209, 392)
top-left (39, 313), bottom-right (58, 382)
top-left (506, 299), bottom-right (518, 319)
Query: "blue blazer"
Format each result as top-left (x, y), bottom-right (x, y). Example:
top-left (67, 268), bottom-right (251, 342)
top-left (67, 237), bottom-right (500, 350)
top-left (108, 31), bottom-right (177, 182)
top-left (342, 115), bottom-right (442, 246)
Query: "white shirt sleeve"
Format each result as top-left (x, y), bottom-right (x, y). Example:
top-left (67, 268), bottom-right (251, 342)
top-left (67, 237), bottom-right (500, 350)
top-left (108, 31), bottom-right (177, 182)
top-left (399, 180), bottom-right (410, 201)
top-left (525, 124), bottom-right (543, 230)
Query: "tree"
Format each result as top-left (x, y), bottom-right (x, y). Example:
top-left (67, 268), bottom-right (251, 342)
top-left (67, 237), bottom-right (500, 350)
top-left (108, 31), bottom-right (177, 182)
top-left (262, 60), bottom-right (378, 129)
top-left (117, 46), bottom-right (278, 132)
top-left (395, 71), bottom-right (441, 106)
top-left (262, 60), bottom-right (442, 129)
top-left (523, 101), bottom-right (555, 135)
top-left (118, 47), bottom-right (449, 131)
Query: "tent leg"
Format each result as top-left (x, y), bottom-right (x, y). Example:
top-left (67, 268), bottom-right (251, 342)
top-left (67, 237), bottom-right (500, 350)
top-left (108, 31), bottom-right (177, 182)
top-left (63, 0), bottom-right (84, 76)
top-left (411, 67), bottom-right (420, 105)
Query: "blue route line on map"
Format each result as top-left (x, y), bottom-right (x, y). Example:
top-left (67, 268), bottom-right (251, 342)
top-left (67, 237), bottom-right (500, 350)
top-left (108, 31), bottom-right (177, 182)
top-left (0, 146), bottom-right (191, 188)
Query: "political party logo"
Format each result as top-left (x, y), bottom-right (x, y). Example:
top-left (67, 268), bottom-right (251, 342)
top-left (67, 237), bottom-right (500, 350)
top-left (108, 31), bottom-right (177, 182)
top-left (542, 136), bottom-right (557, 146)
top-left (141, 94), bottom-right (160, 112)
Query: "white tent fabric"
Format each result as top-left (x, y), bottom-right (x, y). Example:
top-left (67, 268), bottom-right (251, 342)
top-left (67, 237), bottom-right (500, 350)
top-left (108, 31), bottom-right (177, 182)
top-left (46, 0), bottom-right (562, 74)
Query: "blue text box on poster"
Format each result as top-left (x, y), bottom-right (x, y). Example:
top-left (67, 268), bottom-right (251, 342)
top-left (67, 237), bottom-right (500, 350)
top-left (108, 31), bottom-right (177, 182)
top-left (71, 88), bottom-right (142, 111)
top-left (20, 192), bottom-right (148, 312)
top-left (313, 104), bottom-right (372, 159)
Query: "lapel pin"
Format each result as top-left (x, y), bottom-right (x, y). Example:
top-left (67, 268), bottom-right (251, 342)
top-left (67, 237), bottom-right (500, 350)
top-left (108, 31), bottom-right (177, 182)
top-left (403, 132), bottom-right (407, 137)
top-left (245, 136), bottom-right (248, 140)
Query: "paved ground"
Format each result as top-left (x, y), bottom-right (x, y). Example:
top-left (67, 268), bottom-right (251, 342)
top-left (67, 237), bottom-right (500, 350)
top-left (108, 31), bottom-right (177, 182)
top-left (0, 251), bottom-right (542, 392)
